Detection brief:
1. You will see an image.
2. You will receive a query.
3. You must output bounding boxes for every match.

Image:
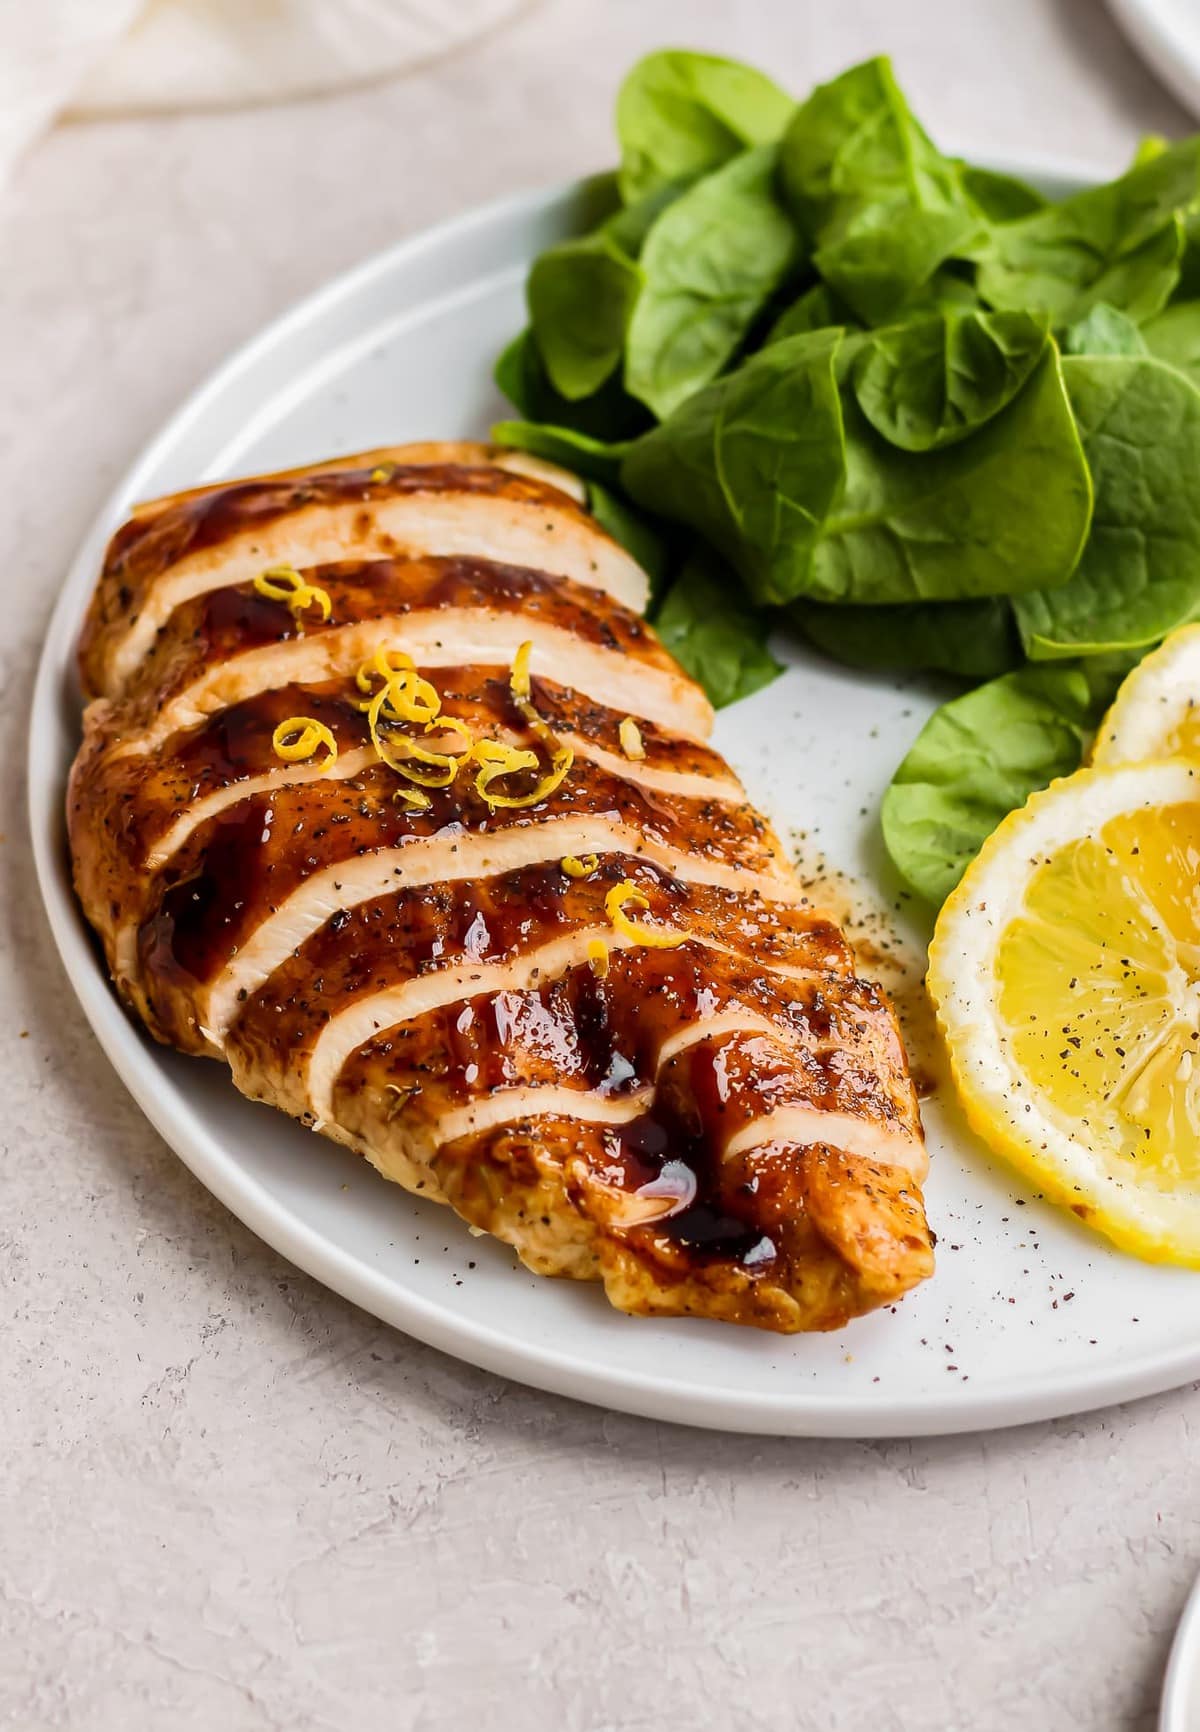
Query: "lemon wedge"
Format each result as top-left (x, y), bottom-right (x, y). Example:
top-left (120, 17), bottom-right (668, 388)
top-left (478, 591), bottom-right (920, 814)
top-left (928, 758), bottom-right (1200, 1263)
top-left (1092, 624), bottom-right (1200, 766)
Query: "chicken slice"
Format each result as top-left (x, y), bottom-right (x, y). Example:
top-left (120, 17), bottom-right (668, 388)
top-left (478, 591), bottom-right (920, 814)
top-left (81, 452), bottom-right (647, 698)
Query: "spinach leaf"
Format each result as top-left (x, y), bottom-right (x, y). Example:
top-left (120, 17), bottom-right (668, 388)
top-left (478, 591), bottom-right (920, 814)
top-left (975, 139), bottom-right (1200, 326)
top-left (881, 662), bottom-right (1120, 904)
top-left (1131, 135), bottom-right (1169, 169)
top-left (795, 595), bottom-right (1021, 679)
top-left (1015, 355), bottom-right (1200, 657)
top-left (625, 145), bottom-right (804, 419)
top-left (766, 281), bottom-right (856, 343)
top-left (816, 203), bottom-right (985, 327)
top-left (960, 163), bottom-right (1046, 222)
top-left (493, 328), bottom-right (651, 441)
top-left (810, 345), bottom-right (1092, 603)
top-left (780, 57), bottom-right (961, 233)
top-left (616, 50), bottom-right (794, 204)
top-left (1142, 299), bottom-right (1200, 384)
top-left (1174, 210), bottom-right (1200, 302)
top-left (780, 57), bottom-right (983, 323)
top-left (587, 481), bottom-right (673, 596)
top-left (895, 265), bottom-right (980, 317)
top-left (624, 328), bottom-right (1090, 609)
top-left (522, 175), bottom-right (709, 406)
top-left (1163, 125), bottom-right (1200, 298)
top-left (655, 551), bottom-right (783, 707)
top-left (494, 328), bottom-right (541, 416)
top-left (853, 308), bottom-right (1048, 451)
top-left (1061, 302), bottom-right (1148, 356)
top-left (527, 230), bottom-right (643, 400)
top-left (621, 328), bottom-right (847, 605)
top-left (489, 419), bottom-right (630, 487)
top-left (603, 178), bottom-right (692, 254)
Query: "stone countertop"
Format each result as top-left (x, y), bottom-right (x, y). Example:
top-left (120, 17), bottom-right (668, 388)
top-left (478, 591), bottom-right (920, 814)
top-left (1, 2), bottom-right (1195, 1727)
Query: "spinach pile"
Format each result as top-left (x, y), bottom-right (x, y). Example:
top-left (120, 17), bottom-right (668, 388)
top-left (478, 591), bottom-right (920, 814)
top-left (491, 50), bottom-right (1200, 905)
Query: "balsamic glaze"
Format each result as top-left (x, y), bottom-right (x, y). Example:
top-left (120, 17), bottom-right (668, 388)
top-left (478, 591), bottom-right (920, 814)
top-left (605, 1044), bottom-right (779, 1266)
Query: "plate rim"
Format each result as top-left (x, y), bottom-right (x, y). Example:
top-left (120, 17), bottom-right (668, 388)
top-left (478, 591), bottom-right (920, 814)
top-left (1107, 0), bottom-right (1200, 123)
top-left (1160, 1566), bottom-right (1200, 1729)
top-left (33, 149), bottom-right (1200, 1438)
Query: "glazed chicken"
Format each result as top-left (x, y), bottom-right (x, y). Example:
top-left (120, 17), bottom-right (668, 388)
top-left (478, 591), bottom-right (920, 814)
top-left (68, 440), bottom-right (933, 1332)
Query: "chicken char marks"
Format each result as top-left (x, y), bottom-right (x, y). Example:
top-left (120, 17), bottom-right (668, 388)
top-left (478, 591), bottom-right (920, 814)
top-left (68, 440), bottom-right (933, 1332)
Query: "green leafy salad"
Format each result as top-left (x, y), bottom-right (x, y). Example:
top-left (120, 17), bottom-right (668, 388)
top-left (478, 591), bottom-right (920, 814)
top-left (490, 49), bottom-right (1200, 906)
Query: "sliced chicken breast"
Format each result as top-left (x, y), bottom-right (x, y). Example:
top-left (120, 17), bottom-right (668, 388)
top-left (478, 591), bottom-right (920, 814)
top-left (68, 441), bottom-right (933, 1333)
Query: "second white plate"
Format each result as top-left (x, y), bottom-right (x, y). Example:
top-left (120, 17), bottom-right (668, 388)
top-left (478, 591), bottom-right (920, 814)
top-left (30, 159), bottom-right (1200, 1436)
top-left (1108, 0), bottom-right (1200, 122)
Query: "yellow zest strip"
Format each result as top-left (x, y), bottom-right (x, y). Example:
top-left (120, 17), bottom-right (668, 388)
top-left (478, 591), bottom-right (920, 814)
top-left (605, 879), bottom-right (688, 950)
top-left (355, 646), bottom-right (413, 694)
top-left (355, 646), bottom-right (413, 691)
top-left (618, 718), bottom-right (646, 761)
top-left (471, 739), bottom-right (572, 810)
top-left (471, 739), bottom-right (541, 809)
top-left (271, 716), bottom-right (338, 766)
top-left (510, 639), bottom-right (567, 751)
top-left (468, 638), bottom-right (574, 810)
top-left (353, 646), bottom-right (469, 810)
top-left (253, 564), bottom-right (332, 624)
top-left (562, 854), bottom-right (599, 878)
top-left (510, 639), bottom-right (535, 704)
top-left (348, 641), bottom-right (575, 812)
top-left (354, 649), bottom-right (441, 725)
top-left (381, 673), bottom-right (442, 726)
top-left (367, 688), bottom-right (472, 793)
top-left (587, 939), bottom-right (610, 979)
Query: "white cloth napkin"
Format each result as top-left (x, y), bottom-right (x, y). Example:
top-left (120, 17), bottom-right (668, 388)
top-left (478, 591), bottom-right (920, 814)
top-left (0, 0), bottom-right (142, 182)
top-left (0, 0), bottom-right (534, 186)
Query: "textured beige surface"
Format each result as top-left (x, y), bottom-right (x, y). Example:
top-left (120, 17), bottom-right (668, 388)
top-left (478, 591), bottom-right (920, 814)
top-left (2, 2), bottom-right (1198, 1727)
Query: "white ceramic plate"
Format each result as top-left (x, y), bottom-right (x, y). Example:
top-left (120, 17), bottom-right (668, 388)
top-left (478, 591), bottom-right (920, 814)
top-left (1161, 1569), bottom-right (1200, 1729)
top-left (1107, 0), bottom-right (1200, 122)
top-left (31, 158), bottom-right (1200, 1437)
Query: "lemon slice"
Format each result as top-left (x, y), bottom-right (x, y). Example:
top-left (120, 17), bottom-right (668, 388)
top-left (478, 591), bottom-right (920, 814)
top-left (1092, 624), bottom-right (1200, 766)
top-left (928, 758), bottom-right (1200, 1263)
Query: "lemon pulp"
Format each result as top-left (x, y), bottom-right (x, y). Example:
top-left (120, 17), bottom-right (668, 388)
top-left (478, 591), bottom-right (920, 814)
top-left (997, 801), bottom-right (1200, 1183)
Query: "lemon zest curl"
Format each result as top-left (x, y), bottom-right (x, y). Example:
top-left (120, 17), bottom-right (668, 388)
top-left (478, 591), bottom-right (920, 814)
top-left (271, 716), bottom-right (338, 765)
top-left (470, 639), bottom-right (573, 810)
top-left (354, 649), bottom-right (441, 726)
top-left (472, 738), bottom-right (572, 810)
top-left (618, 718), bottom-right (646, 761)
top-left (605, 880), bottom-right (688, 950)
top-left (366, 687), bottom-right (472, 798)
top-left (253, 564), bottom-right (331, 625)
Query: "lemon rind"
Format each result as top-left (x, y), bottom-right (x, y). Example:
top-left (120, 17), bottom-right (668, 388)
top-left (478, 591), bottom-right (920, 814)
top-left (1092, 623), bottom-right (1200, 767)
